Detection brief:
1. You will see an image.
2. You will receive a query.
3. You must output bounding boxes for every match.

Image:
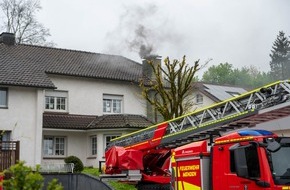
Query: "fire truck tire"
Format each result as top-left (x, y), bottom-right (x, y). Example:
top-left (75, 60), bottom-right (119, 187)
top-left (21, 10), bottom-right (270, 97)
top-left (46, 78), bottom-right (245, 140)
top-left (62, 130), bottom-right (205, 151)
top-left (136, 183), bottom-right (170, 190)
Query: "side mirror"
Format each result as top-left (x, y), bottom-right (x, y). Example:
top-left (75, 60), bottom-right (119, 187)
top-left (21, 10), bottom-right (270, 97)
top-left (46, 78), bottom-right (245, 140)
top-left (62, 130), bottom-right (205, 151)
top-left (234, 147), bottom-right (248, 178)
top-left (267, 140), bottom-right (281, 152)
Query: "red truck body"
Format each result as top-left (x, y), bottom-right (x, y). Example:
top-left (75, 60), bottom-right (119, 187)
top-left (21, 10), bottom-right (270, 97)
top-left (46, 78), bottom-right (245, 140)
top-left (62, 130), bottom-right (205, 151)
top-left (172, 129), bottom-right (290, 190)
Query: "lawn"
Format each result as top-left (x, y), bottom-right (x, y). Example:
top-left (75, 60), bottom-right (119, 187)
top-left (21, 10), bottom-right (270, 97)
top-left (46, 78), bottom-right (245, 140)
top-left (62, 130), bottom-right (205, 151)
top-left (82, 167), bottom-right (137, 190)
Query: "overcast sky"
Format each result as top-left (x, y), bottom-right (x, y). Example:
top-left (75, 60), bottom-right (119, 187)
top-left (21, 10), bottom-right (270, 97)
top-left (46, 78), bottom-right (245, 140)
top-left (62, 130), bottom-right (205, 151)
top-left (37, 0), bottom-right (290, 75)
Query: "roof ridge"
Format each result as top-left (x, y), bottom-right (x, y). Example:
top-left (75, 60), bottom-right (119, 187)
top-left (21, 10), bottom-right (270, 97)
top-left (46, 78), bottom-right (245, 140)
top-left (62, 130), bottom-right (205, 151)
top-left (17, 44), bottom-right (142, 65)
top-left (17, 43), bottom-right (103, 55)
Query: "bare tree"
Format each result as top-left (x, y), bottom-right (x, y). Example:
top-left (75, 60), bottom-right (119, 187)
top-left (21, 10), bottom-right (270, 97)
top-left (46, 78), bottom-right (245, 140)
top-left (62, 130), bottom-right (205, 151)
top-left (0, 0), bottom-right (54, 46)
top-left (140, 56), bottom-right (202, 121)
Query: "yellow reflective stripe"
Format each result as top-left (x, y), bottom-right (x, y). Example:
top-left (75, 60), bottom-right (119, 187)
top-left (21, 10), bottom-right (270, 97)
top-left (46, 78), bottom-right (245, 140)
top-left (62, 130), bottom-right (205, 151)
top-left (124, 141), bottom-right (147, 149)
top-left (178, 181), bottom-right (201, 190)
top-left (152, 137), bottom-right (161, 142)
top-left (215, 136), bottom-right (254, 145)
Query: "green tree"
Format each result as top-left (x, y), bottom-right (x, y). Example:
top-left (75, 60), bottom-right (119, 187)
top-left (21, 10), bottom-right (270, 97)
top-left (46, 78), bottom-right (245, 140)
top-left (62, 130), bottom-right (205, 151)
top-left (233, 66), bottom-right (272, 88)
top-left (139, 56), bottom-right (202, 121)
top-left (202, 63), bottom-right (272, 88)
top-left (202, 63), bottom-right (235, 84)
top-left (269, 31), bottom-right (290, 80)
top-left (0, 0), bottom-right (54, 46)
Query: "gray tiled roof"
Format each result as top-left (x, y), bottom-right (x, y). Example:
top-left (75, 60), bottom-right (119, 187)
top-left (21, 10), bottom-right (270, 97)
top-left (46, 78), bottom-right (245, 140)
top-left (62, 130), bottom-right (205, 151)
top-left (88, 114), bottom-right (153, 129)
top-left (43, 113), bottom-right (96, 129)
top-left (0, 43), bottom-right (142, 88)
top-left (43, 113), bottom-right (153, 130)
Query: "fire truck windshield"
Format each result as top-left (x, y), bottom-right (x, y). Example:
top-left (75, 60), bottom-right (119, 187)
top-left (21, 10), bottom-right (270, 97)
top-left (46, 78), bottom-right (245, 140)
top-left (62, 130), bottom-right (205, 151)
top-left (269, 138), bottom-right (290, 185)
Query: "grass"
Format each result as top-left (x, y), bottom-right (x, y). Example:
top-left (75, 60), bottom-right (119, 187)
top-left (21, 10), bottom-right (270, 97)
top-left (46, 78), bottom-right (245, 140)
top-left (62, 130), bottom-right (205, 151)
top-left (108, 181), bottom-right (137, 190)
top-left (82, 167), bottom-right (101, 176)
top-left (82, 167), bottom-right (137, 190)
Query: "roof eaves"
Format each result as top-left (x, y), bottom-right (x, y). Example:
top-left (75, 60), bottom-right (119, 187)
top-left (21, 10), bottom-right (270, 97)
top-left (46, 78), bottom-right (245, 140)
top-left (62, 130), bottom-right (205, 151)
top-left (0, 82), bottom-right (56, 89)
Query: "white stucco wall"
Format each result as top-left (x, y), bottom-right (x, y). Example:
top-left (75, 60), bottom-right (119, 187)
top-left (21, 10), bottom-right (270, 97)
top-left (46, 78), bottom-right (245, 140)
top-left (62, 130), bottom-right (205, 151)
top-left (0, 86), bottom-right (44, 166)
top-left (40, 75), bottom-right (147, 167)
top-left (48, 75), bottom-right (146, 116)
top-left (191, 91), bottom-right (216, 111)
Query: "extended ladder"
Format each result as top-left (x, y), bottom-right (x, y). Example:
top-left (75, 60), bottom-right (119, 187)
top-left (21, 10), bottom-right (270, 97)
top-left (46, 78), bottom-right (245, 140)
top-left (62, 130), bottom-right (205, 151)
top-left (108, 80), bottom-right (290, 149)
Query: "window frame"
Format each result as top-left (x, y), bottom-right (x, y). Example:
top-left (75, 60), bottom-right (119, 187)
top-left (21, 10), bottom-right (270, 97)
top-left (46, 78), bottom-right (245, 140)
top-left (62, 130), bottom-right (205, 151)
top-left (103, 94), bottom-right (123, 114)
top-left (43, 136), bottom-right (66, 157)
top-left (196, 93), bottom-right (203, 104)
top-left (0, 131), bottom-right (11, 141)
top-left (44, 90), bottom-right (68, 112)
top-left (90, 135), bottom-right (97, 156)
top-left (104, 134), bottom-right (121, 151)
top-left (0, 87), bottom-right (8, 108)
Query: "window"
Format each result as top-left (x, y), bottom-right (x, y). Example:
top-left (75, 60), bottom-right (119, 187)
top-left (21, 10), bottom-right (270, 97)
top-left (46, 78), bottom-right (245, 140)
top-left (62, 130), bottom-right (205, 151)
top-left (91, 135), bottom-right (97, 155)
top-left (196, 94), bottom-right (203, 104)
top-left (230, 145), bottom-right (260, 178)
top-left (45, 90), bottom-right (68, 112)
top-left (0, 88), bottom-right (8, 108)
top-left (0, 131), bottom-right (11, 150)
top-left (228, 92), bottom-right (240, 97)
top-left (103, 94), bottom-right (123, 114)
top-left (0, 131), bottom-right (11, 141)
top-left (104, 134), bottom-right (120, 150)
top-left (43, 136), bottom-right (66, 156)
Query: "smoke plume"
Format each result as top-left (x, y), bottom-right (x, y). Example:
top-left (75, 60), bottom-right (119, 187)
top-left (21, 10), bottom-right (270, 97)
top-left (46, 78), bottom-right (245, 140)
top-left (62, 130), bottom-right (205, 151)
top-left (103, 3), bottom-right (183, 60)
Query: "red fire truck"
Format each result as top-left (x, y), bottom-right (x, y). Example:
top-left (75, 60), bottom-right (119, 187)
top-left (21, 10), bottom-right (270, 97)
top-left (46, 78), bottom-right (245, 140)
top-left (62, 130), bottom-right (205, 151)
top-left (103, 80), bottom-right (290, 190)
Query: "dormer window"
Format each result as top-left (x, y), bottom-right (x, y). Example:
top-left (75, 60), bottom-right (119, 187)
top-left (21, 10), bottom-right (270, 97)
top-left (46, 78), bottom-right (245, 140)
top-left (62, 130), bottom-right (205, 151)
top-left (228, 92), bottom-right (240, 97)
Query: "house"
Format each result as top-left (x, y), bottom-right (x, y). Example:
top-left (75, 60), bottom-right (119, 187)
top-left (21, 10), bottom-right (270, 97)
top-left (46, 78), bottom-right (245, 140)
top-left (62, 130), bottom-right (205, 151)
top-left (0, 32), bottom-right (154, 168)
top-left (191, 82), bottom-right (247, 109)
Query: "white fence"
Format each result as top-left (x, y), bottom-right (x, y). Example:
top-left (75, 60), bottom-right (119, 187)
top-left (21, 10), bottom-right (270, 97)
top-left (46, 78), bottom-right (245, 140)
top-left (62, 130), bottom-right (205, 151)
top-left (40, 163), bottom-right (74, 173)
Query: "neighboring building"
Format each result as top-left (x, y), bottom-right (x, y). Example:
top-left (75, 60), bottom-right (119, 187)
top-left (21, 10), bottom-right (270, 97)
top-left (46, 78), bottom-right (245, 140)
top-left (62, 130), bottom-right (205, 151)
top-left (192, 82), bottom-right (290, 137)
top-left (0, 32), bottom-right (153, 168)
top-left (192, 82), bottom-right (247, 109)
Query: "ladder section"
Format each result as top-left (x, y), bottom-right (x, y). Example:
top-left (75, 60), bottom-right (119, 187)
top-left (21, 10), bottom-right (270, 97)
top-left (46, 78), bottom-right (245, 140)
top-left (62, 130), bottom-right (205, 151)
top-left (108, 80), bottom-right (290, 150)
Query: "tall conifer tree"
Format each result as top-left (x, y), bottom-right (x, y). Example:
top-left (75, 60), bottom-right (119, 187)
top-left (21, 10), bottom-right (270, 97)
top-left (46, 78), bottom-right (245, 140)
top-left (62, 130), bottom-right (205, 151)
top-left (269, 31), bottom-right (290, 80)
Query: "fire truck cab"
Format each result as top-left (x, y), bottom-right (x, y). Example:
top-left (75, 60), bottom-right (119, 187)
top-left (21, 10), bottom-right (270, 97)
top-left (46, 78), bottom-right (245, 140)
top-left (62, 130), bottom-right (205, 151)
top-left (171, 129), bottom-right (290, 190)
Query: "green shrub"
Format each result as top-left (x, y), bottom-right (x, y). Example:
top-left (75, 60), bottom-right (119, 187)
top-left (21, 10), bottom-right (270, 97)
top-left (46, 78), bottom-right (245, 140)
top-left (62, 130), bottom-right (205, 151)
top-left (64, 155), bottom-right (84, 172)
top-left (3, 161), bottom-right (63, 190)
top-left (47, 179), bottom-right (63, 190)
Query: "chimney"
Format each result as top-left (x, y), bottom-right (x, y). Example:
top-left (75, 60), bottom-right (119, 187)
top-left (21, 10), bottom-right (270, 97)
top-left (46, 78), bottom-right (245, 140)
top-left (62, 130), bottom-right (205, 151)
top-left (142, 55), bottom-right (162, 80)
top-left (0, 32), bottom-right (15, 45)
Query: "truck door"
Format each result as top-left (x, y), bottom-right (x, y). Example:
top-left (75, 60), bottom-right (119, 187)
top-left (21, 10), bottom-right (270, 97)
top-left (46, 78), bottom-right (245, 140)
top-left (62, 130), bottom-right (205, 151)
top-left (228, 144), bottom-right (261, 190)
top-left (213, 143), bottom-right (267, 189)
top-left (228, 143), bottom-right (271, 190)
